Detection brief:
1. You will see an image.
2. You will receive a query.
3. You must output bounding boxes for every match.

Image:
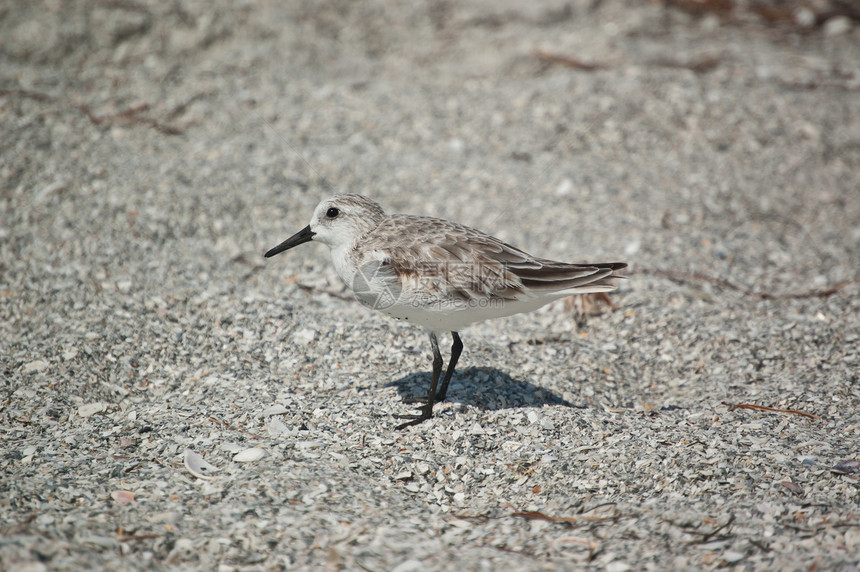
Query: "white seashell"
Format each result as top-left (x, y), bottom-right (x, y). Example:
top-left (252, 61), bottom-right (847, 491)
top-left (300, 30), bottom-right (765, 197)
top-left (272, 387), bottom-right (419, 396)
top-left (78, 402), bottom-right (107, 417)
top-left (295, 440), bottom-right (323, 449)
top-left (184, 449), bottom-right (220, 480)
top-left (232, 447), bottom-right (267, 463)
top-left (260, 404), bottom-right (289, 417)
top-left (292, 328), bottom-right (317, 345)
top-left (23, 359), bottom-right (50, 373)
top-left (111, 490), bottom-right (135, 504)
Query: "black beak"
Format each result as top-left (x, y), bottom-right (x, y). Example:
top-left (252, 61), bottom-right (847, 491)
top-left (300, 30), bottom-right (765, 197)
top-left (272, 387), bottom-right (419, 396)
top-left (264, 225), bottom-right (315, 258)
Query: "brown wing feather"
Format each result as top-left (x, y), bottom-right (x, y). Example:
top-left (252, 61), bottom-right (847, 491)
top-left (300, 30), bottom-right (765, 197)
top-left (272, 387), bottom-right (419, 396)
top-left (359, 215), bottom-right (625, 301)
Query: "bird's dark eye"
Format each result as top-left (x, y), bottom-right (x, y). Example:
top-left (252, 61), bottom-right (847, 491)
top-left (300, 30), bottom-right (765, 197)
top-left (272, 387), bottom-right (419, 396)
top-left (325, 207), bottom-right (340, 219)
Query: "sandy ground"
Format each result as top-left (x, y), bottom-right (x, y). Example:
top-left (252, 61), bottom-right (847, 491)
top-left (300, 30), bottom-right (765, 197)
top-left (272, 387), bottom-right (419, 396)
top-left (2, 1), bottom-right (859, 570)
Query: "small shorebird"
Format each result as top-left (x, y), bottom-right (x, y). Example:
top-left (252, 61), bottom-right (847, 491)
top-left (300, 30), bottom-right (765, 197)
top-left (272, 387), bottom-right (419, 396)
top-left (265, 194), bottom-right (626, 428)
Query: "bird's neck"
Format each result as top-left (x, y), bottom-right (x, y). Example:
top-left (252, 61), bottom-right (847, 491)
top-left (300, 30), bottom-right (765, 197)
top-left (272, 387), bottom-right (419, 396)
top-left (330, 241), bottom-right (359, 286)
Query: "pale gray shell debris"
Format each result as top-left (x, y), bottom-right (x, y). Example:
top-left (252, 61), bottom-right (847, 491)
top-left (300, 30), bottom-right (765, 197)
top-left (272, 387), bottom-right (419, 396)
top-left (260, 404), bottom-right (289, 416)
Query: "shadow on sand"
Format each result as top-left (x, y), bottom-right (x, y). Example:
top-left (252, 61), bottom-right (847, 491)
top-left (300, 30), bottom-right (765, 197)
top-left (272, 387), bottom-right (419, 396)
top-left (385, 366), bottom-right (581, 411)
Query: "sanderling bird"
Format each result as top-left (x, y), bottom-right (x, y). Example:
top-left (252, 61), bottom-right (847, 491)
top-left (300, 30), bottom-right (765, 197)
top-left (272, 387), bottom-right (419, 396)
top-left (265, 194), bottom-right (626, 428)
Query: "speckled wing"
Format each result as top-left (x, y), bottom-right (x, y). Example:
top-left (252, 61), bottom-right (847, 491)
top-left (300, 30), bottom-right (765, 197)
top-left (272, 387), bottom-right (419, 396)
top-left (358, 215), bottom-right (626, 303)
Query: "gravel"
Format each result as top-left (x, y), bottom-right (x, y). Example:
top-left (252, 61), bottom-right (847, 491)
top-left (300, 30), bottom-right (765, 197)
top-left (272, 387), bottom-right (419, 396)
top-left (2, 1), bottom-right (859, 570)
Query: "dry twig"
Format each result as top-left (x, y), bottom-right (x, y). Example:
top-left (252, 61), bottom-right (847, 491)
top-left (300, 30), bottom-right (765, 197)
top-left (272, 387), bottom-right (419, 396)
top-left (535, 50), bottom-right (608, 71)
top-left (722, 401), bottom-right (822, 420)
top-left (0, 89), bottom-right (184, 135)
top-left (296, 282), bottom-right (354, 302)
top-left (118, 533), bottom-right (161, 542)
top-left (208, 416), bottom-right (264, 439)
top-left (0, 513), bottom-right (37, 535)
top-left (639, 267), bottom-right (852, 301)
top-left (512, 509), bottom-right (619, 526)
top-left (648, 55), bottom-right (722, 73)
top-left (665, 514), bottom-right (736, 544)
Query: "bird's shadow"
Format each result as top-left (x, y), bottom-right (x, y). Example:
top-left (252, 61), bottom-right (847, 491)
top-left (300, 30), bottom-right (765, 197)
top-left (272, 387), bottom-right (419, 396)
top-left (386, 366), bottom-right (582, 411)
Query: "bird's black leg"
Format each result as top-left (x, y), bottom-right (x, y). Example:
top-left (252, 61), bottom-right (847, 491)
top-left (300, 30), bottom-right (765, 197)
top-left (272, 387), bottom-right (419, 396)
top-left (435, 331), bottom-right (462, 402)
top-left (396, 332), bottom-right (443, 429)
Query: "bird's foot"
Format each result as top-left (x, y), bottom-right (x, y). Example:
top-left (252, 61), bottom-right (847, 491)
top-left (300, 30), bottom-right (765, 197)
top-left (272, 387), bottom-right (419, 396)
top-left (395, 405), bottom-right (433, 429)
